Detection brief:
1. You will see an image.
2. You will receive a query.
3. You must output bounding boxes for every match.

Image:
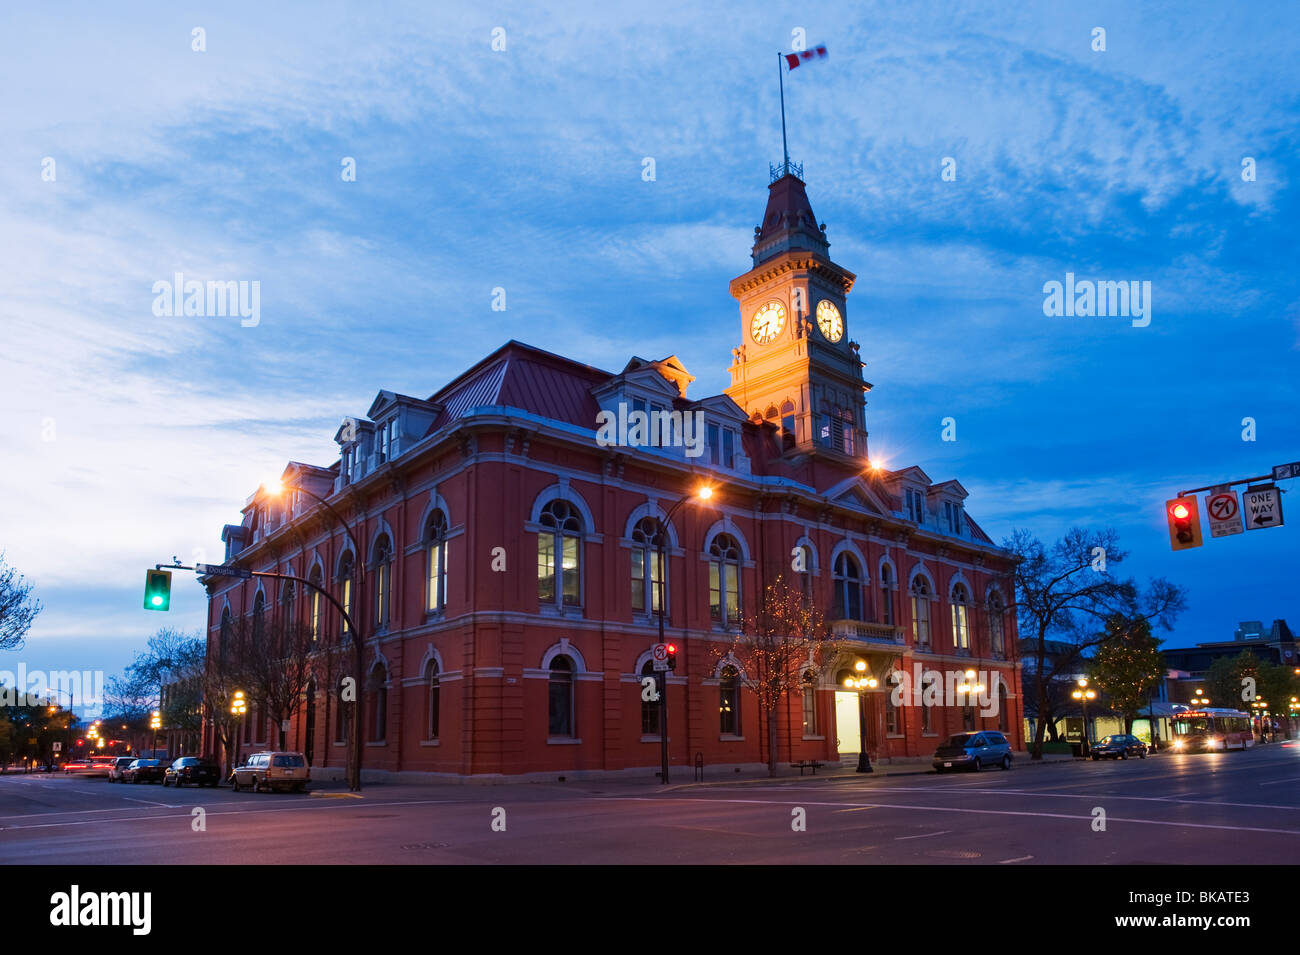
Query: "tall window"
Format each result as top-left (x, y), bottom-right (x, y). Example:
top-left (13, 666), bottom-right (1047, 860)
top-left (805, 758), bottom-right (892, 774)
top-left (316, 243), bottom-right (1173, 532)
top-left (832, 552), bottom-right (863, 620)
top-left (548, 655), bottom-right (575, 736)
top-left (252, 591), bottom-right (266, 641)
top-left (988, 591), bottom-right (1006, 658)
top-left (425, 510), bottom-right (449, 613)
top-left (219, 608), bottom-right (231, 665)
top-left (801, 671), bottom-right (818, 736)
top-left (334, 679), bottom-right (350, 743)
top-left (707, 423), bottom-right (737, 468)
top-left (281, 580), bottom-right (295, 631)
top-left (719, 665), bottom-right (740, 735)
top-left (709, 534), bottom-right (741, 626)
top-left (951, 583), bottom-right (970, 651)
top-left (373, 534), bottom-right (392, 629)
top-left (880, 563), bottom-right (896, 625)
top-left (796, 544), bottom-right (814, 602)
top-left (308, 567), bottom-right (322, 642)
top-left (425, 660), bottom-right (440, 740)
top-left (911, 577), bottom-right (931, 648)
top-left (631, 517), bottom-right (665, 615)
top-left (368, 664), bottom-right (387, 742)
top-left (780, 401), bottom-right (796, 443)
top-left (538, 500), bottom-right (582, 607)
top-left (640, 661), bottom-right (661, 736)
top-left (338, 551), bottom-right (354, 638)
top-left (998, 683), bottom-right (1009, 732)
top-left (921, 701), bottom-right (933, 734)
top-left (963, 707), bottom-right (976, 731)
top-left (944, 500), bottom-right (963, 534)
top-left (905, 488), bottom-right (926, 523)
top-left (885, 681), bottom-right (899, 735)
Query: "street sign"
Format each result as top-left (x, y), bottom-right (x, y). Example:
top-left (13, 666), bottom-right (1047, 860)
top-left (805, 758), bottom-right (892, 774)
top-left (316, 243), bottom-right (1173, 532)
top-left (195, 562), bottom-right (253, 579)
top-left (52, 742), bottom-right (61, 752)
top-left (1205, 488), bottom-right (1244, 538)
top-left (1273, 461), bottom-right (1300, 481)
top-left (1242, 486), bottom-right (1284, 531)
top-left (652, 642), bottom-right (670, 672)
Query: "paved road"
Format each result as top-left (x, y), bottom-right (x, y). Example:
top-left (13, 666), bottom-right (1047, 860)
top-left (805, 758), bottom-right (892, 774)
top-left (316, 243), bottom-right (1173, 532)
top-left (3, 744), bottom-right (1299, 864)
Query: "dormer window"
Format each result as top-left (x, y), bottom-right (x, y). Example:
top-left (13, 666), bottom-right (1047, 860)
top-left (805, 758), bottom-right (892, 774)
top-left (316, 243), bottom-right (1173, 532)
top-left (707, 423), bottom-right (737, 469)
top-left (905, 488), bottom-right (926, 523)
top-left (943, 501), bottom-right (963, 535)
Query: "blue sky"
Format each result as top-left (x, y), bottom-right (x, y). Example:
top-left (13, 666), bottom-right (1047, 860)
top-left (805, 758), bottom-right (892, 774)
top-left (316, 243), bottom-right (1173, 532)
top-left (2, 0), bottom-right (1297, 690)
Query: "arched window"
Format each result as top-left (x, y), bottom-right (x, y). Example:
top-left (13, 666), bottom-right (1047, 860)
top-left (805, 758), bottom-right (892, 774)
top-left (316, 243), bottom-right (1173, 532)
top-left (998, 682), bottom-right (1009, 732)
top-left (548, 654), bottom-right (575, 736)
top-left (368, 663), bottom-right (388, 742)
top-left (425, 510), bottom-right (449, 613)
top-left (832, 552), bottom-right (863, 620)
top-left (252, 591), bottom-right (266, 641)
top-left (709, 534), bottom-right (741, 626)
top-left (631, 517), bottom-right (665, 615)
top-left (879, 563), bottom-right (896, 626)
top-left (372, 534), bottom-right (393, 630)
top-left (219, 607), bottom-right (231, 665)
top-left (281, 580), bottom-right (295, 631)
top-left (951, 583), bottom-right (970, 651)
top-left (780, 400), bottom-right (796, 444)
top-left (307, 566), bottom-right (323, 642)
top-left (910, 576), bottom-right (931, 648)
top-left (885, 674), bottom-right (900, 734)
top-left (640, 661), bottom-right (661, 736)
top-left (801, 670), bottom-right (818, 736)
top-left (334, 678), bottom-right (350, 743)
top-left (795, 543), bottom-right (815, 601)
top-left (988, 591), bottom-right (1006, 658)
top-left (719, 665), bottom-right (740, 735)
top-left (538, 500), bottom-right (582, 607)
top-left (337, 551), bottom-right (355, 639)
top-left (425, 659), bottom-right (440, 740)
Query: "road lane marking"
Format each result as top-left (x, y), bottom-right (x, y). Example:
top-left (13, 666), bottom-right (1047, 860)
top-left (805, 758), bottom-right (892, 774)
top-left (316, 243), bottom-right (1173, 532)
top-left (620, 796), bottom-right (1300, 836)
top-left (998, 855), bottom-right (1034, 864)
top-left (835, 787), bottom-right (1300, 812)
top-left (0, 798), bottom-right (464, 831)
top-left (1258, 777), bottom-right (1300, 787)
top-left (895, 829), bottom-right (951, 840)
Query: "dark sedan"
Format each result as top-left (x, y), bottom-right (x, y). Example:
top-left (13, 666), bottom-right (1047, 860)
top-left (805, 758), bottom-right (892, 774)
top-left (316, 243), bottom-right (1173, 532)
top-left (122, 758), bottom-right (169, 783)
top-left (163, 756), bottom-right (220, 788)
top-left (1090, 734), bottom-right (1148, 760)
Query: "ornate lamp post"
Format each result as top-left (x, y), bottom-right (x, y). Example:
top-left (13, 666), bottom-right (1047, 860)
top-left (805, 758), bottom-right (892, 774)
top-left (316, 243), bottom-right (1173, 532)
top-left (653, 484), bottom-right (714, 785)
top-left (1072, 678), bottom-right (1097, 757)
top-left (843, 660), bottom-right (878, 773)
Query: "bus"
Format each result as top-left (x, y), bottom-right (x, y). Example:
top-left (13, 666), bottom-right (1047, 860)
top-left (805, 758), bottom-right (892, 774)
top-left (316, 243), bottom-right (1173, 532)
top-left (1170, 707), bottom-right (1253, 752)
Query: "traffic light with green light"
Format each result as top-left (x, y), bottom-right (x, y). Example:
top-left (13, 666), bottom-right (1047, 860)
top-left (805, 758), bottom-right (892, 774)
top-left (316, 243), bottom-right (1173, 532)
top-left (1165, 498), bottom-right (1203, 551)
top-left (143, 569), bottom-right (172, 610)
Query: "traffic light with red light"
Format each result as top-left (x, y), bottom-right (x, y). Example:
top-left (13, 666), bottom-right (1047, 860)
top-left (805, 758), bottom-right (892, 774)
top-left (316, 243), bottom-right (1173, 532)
top-left (666, 643), bottom-right (678, 670)
top-left (143, 569), bottom-right (172, 611)
top-left (1165, 497), bottom-right (1203, 551)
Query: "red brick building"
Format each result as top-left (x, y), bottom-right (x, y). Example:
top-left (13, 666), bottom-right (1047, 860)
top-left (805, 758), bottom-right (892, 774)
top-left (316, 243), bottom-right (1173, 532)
top-left (202, 169), bottom-right (1023, 780)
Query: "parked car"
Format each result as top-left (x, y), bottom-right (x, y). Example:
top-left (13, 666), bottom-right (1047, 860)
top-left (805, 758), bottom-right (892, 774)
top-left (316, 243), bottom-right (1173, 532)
top-left (61, 760), bottom-right (91, 773)
top-left (163, 756), bottom-right (221, 788)
top-left (1090, 734), bottom-right (1148, 760)
top-left (108, 756), bottom-right (136, 782)
top-left (933, 731), bottom-right (1013, 772)
top-left (230, 752), bottom-right (310, 793)
top-left (122, 758), bottom-right (169, 784)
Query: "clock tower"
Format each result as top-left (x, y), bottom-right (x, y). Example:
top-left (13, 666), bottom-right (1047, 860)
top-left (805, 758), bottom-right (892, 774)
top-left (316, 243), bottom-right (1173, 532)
top-left (726, 168), bottom-right (871, 459)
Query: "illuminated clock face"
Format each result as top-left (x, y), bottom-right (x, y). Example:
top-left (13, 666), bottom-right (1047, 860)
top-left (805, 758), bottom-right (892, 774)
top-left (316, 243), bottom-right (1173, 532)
top-left (816, 300), bottom-right (844, 342)
top-left (750, 301), bottom-right (787, 344)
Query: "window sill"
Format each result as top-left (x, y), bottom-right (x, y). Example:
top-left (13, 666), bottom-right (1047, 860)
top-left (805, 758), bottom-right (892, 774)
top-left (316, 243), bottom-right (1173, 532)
top-left (547, 737), bottom-right (582, 745)
top-left (639, 734), bottom-right (666, 744)
top-left (538, 604), bottom-right (585, 619)
top-left (424, 609), bottom-right (446, 623)
top-left (718, 734), bottom-right (745, 742)
top-left (801, 735), bottom-right (825, 741)
top-left (632, 613), bottom-right (668, 626)
top-left (419, 739), bottom-right (440, 747)
top-left (365, 741), bottom-right (387, 747)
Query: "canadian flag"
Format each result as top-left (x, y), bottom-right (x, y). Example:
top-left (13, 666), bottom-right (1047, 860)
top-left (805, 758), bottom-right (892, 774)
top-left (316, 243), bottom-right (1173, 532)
top-left (785, 45), bottom-right (828, 70)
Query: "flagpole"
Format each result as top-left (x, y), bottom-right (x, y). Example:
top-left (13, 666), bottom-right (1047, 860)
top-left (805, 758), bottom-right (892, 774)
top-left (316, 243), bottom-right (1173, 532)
top-left (778, 52), bottom-right (789, 173)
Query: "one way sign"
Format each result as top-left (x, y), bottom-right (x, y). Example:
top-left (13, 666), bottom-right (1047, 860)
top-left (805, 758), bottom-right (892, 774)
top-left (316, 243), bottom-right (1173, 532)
top-left (1242, 486), bottom-right (1284, 531)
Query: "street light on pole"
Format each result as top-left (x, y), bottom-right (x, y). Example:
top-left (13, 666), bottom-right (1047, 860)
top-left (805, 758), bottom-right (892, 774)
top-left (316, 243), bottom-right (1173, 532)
top-left (843, 660), bottom-right (878, 773)
top-left (653, 484), bottom-right (714, 785)
top-left (1072, 678), bottom-right (1096, 758)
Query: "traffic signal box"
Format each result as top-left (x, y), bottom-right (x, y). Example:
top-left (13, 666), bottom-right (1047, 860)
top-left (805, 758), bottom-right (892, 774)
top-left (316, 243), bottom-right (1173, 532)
top-left (143, 569), bottom-right (172, 610)
top-left (1165, 497), bottom-right (1203, 551)
top-left (666, 643), bottom-right (678, 670)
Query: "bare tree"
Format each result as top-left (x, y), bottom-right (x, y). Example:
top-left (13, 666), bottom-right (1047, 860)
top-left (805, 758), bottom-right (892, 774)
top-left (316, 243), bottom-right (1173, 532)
top-left (0, 553), bottom-right (42, 651)
top-left (715, 574), bottom-right (840, 776)
top-left (1006, 528), bottom-right (1186, 759)
top-left (227, 611), bottom-right (317, 752)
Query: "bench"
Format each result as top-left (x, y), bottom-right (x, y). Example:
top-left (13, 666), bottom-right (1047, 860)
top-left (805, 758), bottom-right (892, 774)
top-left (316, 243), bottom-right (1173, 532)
top-left (791, 760), bottom-right (824, 776)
